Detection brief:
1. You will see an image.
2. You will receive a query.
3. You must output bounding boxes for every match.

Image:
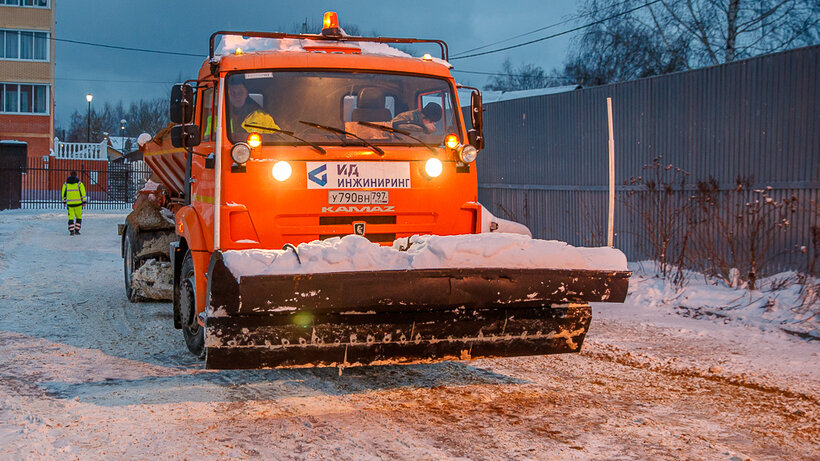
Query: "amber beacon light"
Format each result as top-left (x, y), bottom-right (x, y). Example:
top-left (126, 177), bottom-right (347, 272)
top-left (247, 132), bottom-right (262, 148)
top-left (444, 134), bottom-right (459, 150)
top-left (322, 12), bottom-right (341, 36)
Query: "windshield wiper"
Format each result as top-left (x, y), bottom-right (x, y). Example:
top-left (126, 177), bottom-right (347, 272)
top-left (243, 123), bottom-right (326, 155)
top-left (298, 120), bottom-right (385, 156)
top-left (356, 121), bottom-right (439, 155)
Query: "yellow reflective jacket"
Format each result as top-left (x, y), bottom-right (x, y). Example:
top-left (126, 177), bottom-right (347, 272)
top-left (61, 177), bottom-right (87, 206)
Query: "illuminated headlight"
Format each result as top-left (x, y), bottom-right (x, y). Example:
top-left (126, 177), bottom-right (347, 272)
top-left (425, 157), bottom-right (443, 178)
top-left (459, 145), bottom-right (478, 163)
top-left (231, 143), bottom-right (251, 164)
top-left (272, 161), bottom-right (292, 181)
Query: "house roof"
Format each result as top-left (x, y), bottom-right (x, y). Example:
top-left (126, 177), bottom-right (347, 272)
top-left (459, 85), bottom-right (580, 107)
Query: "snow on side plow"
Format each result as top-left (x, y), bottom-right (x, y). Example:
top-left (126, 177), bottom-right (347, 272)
top-left (204, 235), bottom-right (630, 369)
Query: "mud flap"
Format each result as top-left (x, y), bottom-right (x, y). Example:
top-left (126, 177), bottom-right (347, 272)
top-left (205, 251), bottom-right (629, 369)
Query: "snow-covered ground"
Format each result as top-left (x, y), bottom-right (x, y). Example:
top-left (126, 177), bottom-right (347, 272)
top-left (0, 210), bottom-right (817, 460)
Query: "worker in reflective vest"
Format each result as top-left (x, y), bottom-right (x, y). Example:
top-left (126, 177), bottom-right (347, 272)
top-left (61, 171), bottom-right (87, 235)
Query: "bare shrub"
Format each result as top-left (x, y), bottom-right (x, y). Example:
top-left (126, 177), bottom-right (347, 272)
top-left (797, 276), bottom-right (820, 315)
top-left (688, 177), bottom-right (798, 290)
top-left (575, 194), bottom-right (608, 247)
top-left (805, 198), bottom-right (819, 276)
top-left (495, 193), bottom-right (530, 229)
top-left (622, 158), bottom-right (809, 293)
top-left (622, 156), bottom-right (692, 287)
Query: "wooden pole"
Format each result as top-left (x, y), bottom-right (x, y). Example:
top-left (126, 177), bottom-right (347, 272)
top-left (606, 97), bottom-right (615, 248)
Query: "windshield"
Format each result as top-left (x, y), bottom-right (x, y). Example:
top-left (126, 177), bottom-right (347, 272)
top-left (225, 71), bottom-right (459, 146)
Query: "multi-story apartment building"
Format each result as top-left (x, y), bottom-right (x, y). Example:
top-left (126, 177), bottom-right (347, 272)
top-left (0, 0), bottom-right (55, 158)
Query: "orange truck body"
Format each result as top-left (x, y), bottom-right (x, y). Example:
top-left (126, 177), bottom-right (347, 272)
top-left (144, 49), bottom-right (481, 318)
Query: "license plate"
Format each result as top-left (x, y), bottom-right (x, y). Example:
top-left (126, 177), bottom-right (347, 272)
top-left (328, 190), bottom-right (389, 204)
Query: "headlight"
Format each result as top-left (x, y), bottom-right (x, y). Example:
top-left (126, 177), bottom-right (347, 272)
top-left (425, 157), bottom-right (443, 178)
top-left (459, 145), bottom-right (478, 163)
top-left (231, 143), bottom-right (251, 164)
top-left (272, 161), bottom-right (292, 181)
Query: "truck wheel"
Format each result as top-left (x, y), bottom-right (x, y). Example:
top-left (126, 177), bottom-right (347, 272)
top-left (123, 227), bottom-right (141, 302)
top-left (179, 251), bottom-right (205, 358)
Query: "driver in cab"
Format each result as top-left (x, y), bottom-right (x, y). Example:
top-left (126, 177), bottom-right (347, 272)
top-left (391, 102), bottom-right (441, 133)
top-left (228, 74), bottom-right (279, 133)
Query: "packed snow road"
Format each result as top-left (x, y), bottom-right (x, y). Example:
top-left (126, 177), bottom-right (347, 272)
top-left (0, 211), bottom-right (817, 460)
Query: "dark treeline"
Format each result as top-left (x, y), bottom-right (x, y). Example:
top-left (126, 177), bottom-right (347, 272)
top-left (57, 98), bottom-right (168, 144)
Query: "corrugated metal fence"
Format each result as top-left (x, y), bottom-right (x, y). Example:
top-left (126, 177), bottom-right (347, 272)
top-left (475, 45), bottom-right (819, 274)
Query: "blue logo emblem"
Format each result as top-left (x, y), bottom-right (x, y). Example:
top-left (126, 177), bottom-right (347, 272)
top-left (308, 164), bottom-right (327, 187)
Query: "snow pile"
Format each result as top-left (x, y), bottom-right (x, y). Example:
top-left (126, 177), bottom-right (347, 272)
top-left (131, 259), bottom-right (173, 300)
top-left (222, 233), bottom-right (627, 278)
top-left (139, 179), bottom-right (162, 192)
top-left (159, 208), bottom-right (175, 226)
top-left (215, 36), bottom-right (414, 59)
top-left (136, 132), bottom-right (152, 147)
top-left (479, 204), bottom-right (531, 236)
top-left (623, 263), bottom-right (819, 339)
top-left (357, 42), bottom-right (414, 59)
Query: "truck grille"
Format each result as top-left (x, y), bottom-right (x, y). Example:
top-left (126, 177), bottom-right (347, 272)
top-left (319, 216), bottom-right (397, 225)
top-left (319, 215), bottom-right (397, 243)
top-left (319, 233), bottom-right (396, 243)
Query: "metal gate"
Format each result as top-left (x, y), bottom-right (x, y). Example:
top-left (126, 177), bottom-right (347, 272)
top-left (15, 157), bottom-right (151, 210)
top-left (0, 141), bottom-right (28, 210)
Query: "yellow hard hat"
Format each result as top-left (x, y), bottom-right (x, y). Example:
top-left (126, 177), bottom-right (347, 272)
top-left (241, 111), bottom-right (280, 133)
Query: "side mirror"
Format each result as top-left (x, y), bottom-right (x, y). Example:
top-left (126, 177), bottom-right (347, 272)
top-left (470, 90), bottom-right (484, 150)
top-left (170, 84), bottom-right (195, 124)
top-left (171, 124), bottom-right (201, 148)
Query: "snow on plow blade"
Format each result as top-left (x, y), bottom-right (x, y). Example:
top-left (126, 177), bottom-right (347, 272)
top-left (205, 252), bottom-right (630, 369)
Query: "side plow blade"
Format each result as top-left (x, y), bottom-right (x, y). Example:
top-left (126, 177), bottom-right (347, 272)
top-left (205, 252), bottom-right (630, 369)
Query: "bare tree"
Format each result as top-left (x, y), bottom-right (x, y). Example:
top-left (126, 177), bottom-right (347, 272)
top-left (125, 98), bottom-right (168, 137)
top-left (60, 98), bottom-right (168, 143)
top-left (562, 0), bottom-right (819, 84)
top-left (485, 59), bottom-right (562, 91)
top-left (562, 3), bottom-right (690, 86)
top-left (649, 0), bottom-right (818, 65)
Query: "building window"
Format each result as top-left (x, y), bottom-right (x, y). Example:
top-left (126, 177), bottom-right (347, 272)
top-left (0, 82), bottom-right (49, 114)
top-left (0, 30), bottom-right (50, 61)
top-left (0, 0), bottom-right (50, 8)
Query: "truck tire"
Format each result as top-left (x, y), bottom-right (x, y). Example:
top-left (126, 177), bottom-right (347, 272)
top-left (179, 251), bottom-right (205, 358)
top-left (123, 226), bottom-right (141, 302)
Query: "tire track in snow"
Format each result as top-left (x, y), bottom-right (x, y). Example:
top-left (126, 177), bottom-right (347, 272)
top-left (581, 342), bottom-right (820, 405)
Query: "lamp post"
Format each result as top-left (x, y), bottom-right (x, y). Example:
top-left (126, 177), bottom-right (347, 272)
top-left (120, 119), bottom-right (127, 153)
top-left (86, 94), bottom-right (93, 142)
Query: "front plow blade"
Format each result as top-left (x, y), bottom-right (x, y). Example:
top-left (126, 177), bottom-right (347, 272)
top-left (205, 252), bottom-right (630, 369)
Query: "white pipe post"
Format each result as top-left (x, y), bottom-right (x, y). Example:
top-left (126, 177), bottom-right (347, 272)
top-left (214, 76), bottom-right (225, 251)
top-left (606, 97), bottom-right (615, 248)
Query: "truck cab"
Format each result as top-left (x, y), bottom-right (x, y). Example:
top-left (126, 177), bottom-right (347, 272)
top-left (186, 47), bottom-right (482, 253)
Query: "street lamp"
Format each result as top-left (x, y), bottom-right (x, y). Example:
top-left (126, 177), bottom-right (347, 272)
top-left (120, 119), bottom-right (127, 152)
top-left (86, 93), bottom-right (93, 142)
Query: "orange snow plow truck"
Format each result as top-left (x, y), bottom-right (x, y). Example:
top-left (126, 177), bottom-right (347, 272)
top-left (120, 13), bottom-right (630, 369)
